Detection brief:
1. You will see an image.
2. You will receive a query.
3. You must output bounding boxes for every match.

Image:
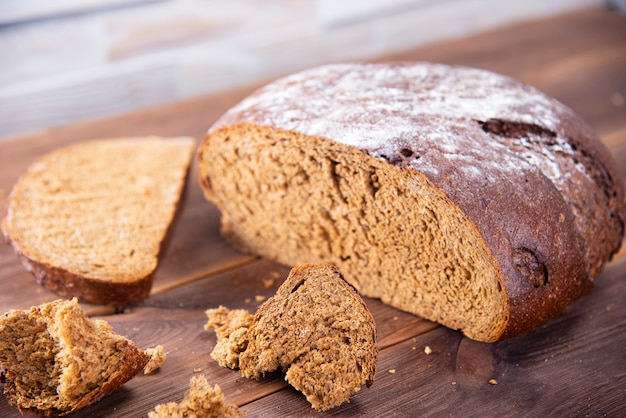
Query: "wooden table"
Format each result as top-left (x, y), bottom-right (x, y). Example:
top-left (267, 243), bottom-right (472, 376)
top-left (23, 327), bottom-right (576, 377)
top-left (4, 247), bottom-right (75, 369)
top-left (1, 8), bottom-right (625, 417)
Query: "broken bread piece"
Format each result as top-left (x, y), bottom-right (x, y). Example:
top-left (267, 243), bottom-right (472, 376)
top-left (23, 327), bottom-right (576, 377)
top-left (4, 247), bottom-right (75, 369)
top-left (205, 263), bottom-right (377, 411)
top-left (205, 306), bottom-right (254, 370)
top-left (0, 298), bottom-right (150, 416)
top-left (148, 375), bottom-right (245, 418)
top-left (1, 136), bottom-right (195, 307)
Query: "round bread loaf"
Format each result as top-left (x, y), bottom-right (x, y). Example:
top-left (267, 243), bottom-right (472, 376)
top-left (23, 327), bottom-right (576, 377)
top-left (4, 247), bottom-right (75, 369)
top-left (198, 62), bottom-right (624, 342)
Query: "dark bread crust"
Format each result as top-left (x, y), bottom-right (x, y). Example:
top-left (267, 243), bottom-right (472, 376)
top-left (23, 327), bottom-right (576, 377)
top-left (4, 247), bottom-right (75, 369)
top-left (3, 239), bottom-right (153, 307)
top-left (199, 62), bottom-right (624, 340)
top-left (68, 339), bottom-right (150, 414)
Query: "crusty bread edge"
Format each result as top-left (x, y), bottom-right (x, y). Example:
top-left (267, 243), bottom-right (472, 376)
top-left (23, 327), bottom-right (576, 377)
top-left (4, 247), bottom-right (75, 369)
top-left (2, 228), bottom-right (153, 307)
top-left (68, 339), bottom-right (150, 414)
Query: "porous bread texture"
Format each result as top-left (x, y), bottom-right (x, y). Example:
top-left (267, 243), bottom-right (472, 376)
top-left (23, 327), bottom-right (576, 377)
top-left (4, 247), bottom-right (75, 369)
top-left (0, 298), bottom-right (149, 416)
top-left (198, 62), bottom-right (625, 342)
top-left (205, 306), bottom-right (254, 370)
top-left (205, 263), bottom-right (377, 412)
top-left (1, 137), bottom-right (195, 307)
top-left (148, 375), bottom-right (245, 418)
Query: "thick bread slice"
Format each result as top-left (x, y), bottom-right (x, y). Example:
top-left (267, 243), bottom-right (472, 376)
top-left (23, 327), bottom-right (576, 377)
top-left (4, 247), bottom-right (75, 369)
top-left (205, 263), bottom-right (377, 412)
top-left (198, 62), bottom-right (625, 342)
top-left (1, 137), bottom-right (195, 306)
top-left (0, 298), bottom-right (149, 416)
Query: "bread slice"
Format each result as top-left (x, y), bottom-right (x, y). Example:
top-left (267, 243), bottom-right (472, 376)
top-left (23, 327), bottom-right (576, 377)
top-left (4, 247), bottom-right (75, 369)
top-left (198, 62), bottom-right (625, 342)
top-left (206, 263), bottom-right (377, 412)
top-left (1, 137), bottom-right (195, 306)
top-left (0, 298), bottom-right (150, 416)
top-left (148, 375), bottom-right (245, 418)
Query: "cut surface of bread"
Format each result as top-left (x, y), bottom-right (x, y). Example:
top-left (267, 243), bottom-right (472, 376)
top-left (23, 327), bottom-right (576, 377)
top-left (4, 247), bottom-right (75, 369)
top-left (148, 375), bottom-right (245, 418)
top-left (1, 136), bottom-right (195, 306)
top-left (0, 298), bottom-right (149, 416)
top-left (198, 63), bottom-right (624, 342)
top-left (206, 263), bottom-right (377, 412)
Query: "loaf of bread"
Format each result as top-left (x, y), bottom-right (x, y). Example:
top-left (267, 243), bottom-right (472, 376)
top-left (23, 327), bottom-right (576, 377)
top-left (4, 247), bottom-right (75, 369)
top-left (205, 263), bottom-right (377, 411)
top-left (0, 298), bottom-right (150, 416)
top-left (198, 62), bottom-right (625, 342)
top-left (1, 137), bottom-right (195, 307)
top-left (149, 375), bottom-right (245, 418)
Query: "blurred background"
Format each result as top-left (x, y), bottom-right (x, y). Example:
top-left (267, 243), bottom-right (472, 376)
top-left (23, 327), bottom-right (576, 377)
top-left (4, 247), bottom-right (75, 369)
top-left (0, 0), bottom-right (623, 140)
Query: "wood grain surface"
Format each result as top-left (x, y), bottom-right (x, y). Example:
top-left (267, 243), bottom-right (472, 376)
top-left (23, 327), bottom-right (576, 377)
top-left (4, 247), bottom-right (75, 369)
top-left (1, 8), bottom-right (625, 417)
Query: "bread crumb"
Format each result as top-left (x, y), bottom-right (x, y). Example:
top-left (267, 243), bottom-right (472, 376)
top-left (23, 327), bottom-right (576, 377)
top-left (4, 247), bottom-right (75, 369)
top-left (194, 368), bottom-right (202, 373)
top-left (262, 278), bottom-right (275, 288)
top-left (392, 316), bottom-right (398, 321)
top-left (488, 379), bottom-right (498, 385)
top-left (451, 381), bottom-right (457, 385)
top-left (388, 369), bottom-right (396, 374)
top-left (244, 298), bottom-right (252, 304)
top-left (144, 345), bottom-right (166, 374)
top-left (254, 295), bottom-right (266, 303)
top-left (205, 306), bottom-right (255, 369)
top-left (424, 346), bottom-right (432, 355)
top-left (148, 375), bottom-right (244, 418)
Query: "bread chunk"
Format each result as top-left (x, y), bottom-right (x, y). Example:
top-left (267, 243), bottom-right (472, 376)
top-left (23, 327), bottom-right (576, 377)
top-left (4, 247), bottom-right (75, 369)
top-left (0, 298), bottom-right (150, 416)
top-left (143, 344), bottom-right (167, 374)
top-left (206, 264), bottom-right (377, 411)
top-left (1, 137), bottom-right (195, 306)
top-left (198, 62), bottom-right (624, 341)
top-left (148, 375), bottom-right (244, 418)
top-left (205, 306), bottom-right (254, 370)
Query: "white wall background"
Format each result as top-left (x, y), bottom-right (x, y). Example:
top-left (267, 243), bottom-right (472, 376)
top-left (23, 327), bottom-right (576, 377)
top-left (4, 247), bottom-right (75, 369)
top-left (0, 0), bottom-right (605, 139)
